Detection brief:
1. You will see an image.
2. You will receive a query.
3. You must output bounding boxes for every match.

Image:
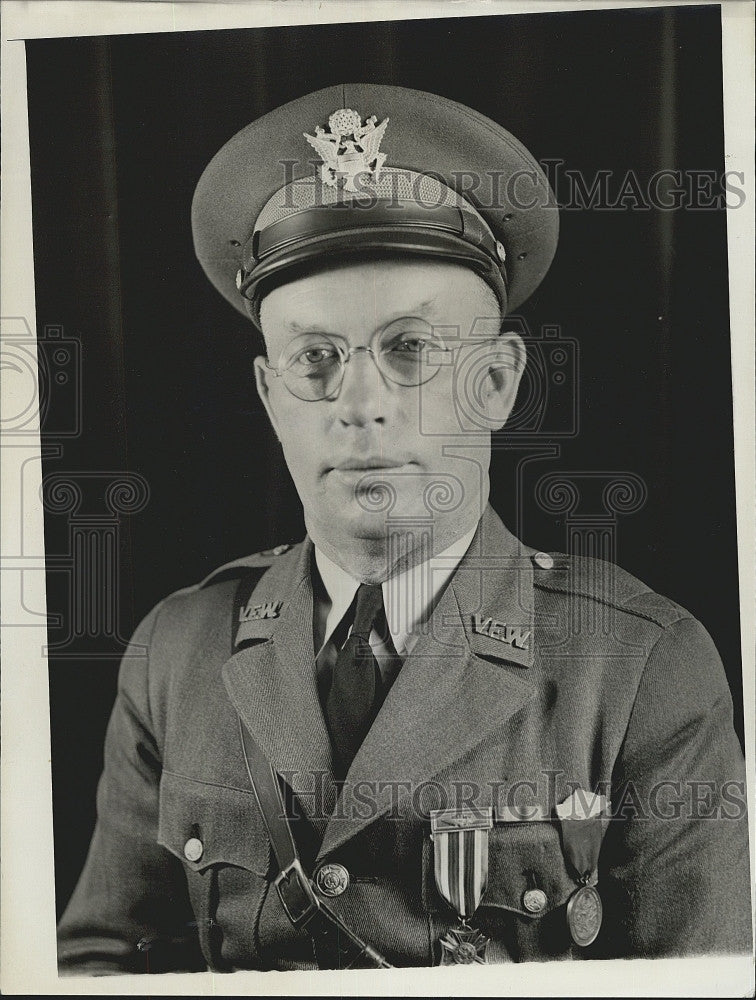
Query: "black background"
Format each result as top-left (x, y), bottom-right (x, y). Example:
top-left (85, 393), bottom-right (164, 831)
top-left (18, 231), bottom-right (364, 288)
top-left (25, 5), bottom-right (743, 917)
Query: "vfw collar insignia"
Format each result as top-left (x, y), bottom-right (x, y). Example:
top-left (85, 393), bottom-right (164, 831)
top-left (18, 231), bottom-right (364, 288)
top-left (304, 108), bottom-right (389, 192)
top-left (431, 807), bottom-right (492, 964)
top-left (472, 614), bottom-right (531, 650)
top-left (239, 599), bottom-right (282, 622)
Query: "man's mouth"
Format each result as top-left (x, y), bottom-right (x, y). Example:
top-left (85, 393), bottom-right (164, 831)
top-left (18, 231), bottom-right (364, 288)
top-left (330, 457), bottom-right (409, 472)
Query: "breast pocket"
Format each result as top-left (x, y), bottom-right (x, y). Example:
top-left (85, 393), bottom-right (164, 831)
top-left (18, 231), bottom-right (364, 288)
top-left (482, 821), bottom-right (576, 916)
top-left (423, 820), bottom-right (579, 961)
top-left (158, 769), bottom-right (270, 875)
top-left (157, 770), bottom-right (272, 969)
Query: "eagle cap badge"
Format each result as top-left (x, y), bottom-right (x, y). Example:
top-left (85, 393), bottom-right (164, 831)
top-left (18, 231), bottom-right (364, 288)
top-left (304, 108), bottom-right (389, 192)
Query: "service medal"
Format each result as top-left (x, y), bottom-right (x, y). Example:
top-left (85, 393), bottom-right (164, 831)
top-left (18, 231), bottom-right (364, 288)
top-left (439, 925), bottom-right (489, 964)
top-left (431, 807), bottom-right (493, 965)
top-left (566, 883), bottom-right (602, 947)
top-left (555, 789), bottom-right (608, 948)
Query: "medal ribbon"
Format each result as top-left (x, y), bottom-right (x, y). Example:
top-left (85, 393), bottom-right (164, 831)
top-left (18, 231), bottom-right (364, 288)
top-left (431, 807), bottom-right (493, 920)
top-left (558, 817), bottom-right (605, 881)
top-left (433, 828), bottom-right (489, 918)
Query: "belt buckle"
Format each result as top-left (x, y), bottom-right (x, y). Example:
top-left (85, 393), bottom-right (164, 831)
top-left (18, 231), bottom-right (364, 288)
top-left (274, 859), bottom-right (321, 928)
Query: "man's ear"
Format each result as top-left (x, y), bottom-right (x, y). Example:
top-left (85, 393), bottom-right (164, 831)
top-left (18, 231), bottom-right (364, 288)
top-left (254, 355), bottom-right (282, 440)
top-left (479, 332), bottom-right (527, 430)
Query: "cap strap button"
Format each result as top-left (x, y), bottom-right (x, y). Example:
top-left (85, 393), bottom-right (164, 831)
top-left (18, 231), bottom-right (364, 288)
top-left (533, 551), bottom-right (554, 570)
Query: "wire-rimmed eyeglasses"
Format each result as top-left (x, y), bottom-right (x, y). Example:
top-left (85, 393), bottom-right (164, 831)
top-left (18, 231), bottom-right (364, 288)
top-left (264, 319), bottom-right (454, 402)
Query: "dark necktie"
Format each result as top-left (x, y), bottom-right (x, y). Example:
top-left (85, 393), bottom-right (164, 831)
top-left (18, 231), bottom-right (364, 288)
top-left (325, 583), bottom-right (386, 778)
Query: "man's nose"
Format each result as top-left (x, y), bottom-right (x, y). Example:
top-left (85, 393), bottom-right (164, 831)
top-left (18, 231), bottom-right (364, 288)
top-left (333, 349), bottom-right (388, 426)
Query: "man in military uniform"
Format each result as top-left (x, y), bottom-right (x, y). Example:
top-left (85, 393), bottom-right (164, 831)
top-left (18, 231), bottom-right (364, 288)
top-left (57, 83), bottom-right (751, 973)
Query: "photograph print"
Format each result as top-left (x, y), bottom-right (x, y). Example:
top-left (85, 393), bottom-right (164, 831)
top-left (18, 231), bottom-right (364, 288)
top-left (15, 1), bottom-right (753, 979)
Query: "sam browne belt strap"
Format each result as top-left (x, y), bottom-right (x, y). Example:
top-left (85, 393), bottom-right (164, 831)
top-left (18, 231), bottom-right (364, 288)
top-left (237, 716), bottom-right (393, 970)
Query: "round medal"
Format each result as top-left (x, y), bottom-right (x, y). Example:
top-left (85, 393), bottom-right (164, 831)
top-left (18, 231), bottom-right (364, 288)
top-left (566, 884), bottom-right (602, 947)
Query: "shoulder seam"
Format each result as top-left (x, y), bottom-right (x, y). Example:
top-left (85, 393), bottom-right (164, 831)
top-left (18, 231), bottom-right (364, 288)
top-left (197, 544), bottom-right (297, 588)
top-left (532, 579), bottom-right (690, 629)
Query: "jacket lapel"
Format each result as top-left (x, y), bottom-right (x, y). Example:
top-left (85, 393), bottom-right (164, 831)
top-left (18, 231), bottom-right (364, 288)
top-left (317, 506), bottom-right (537, 860)
top-left (221, 540), bottom-right (339, 830)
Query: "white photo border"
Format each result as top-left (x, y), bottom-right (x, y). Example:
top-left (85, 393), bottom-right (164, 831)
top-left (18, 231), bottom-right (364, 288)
top-left (1, 1), bottom-right (753, 995)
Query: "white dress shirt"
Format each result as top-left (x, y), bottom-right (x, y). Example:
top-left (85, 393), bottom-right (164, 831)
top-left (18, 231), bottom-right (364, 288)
top-left (313, 524), bottom-right (478, 687)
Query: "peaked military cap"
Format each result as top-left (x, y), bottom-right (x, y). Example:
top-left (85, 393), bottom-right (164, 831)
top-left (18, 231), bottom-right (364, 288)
top-left (192, 83), bottom-right (559, 327)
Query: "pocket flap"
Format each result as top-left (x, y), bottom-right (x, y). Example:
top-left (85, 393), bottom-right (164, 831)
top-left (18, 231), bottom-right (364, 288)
top-left (158, 770), bottom-right (270, 877)
top-left (425, 820), bottom-right (577, 919)
top-left (483, 821), bottom-right (577, 916)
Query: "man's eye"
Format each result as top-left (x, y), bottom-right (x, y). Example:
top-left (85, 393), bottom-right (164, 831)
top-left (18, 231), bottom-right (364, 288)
top-left (291, 346), bottom-right (338, 368)
top-left (391, 336), bottom-right (432, 354)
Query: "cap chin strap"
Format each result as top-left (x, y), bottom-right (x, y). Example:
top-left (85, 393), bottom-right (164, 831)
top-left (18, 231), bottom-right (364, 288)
top-left (237, 199), bottom-right (509, 329)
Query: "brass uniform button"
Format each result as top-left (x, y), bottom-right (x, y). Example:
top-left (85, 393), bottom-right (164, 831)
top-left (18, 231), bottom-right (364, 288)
top-left (314, 862), bottom-right (350, 897)
top-left (523, 887), bottom-right (548, 913)
top-left (183, 837), bottom-right (204, 862)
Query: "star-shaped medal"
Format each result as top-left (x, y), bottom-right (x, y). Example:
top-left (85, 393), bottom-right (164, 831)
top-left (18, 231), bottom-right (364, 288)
top-left (439, 924), bottom-right (489, 965)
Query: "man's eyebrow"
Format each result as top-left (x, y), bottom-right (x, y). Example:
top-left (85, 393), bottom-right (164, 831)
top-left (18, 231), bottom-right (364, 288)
top-left (283, 300), bottom-right (440, 334)
top-left (285, 319), bottom-right (324, 334)
top-left (397, 299), bottom-right (437, 316)
top-left (381, 299), bottom-right (440, 322)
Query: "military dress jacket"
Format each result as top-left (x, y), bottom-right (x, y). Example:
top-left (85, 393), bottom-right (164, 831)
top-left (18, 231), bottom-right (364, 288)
top-left (57, 506), bottom-right (751, 973)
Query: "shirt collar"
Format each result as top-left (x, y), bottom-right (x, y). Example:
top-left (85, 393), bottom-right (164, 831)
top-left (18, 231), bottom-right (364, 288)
top-left (314, 523), bottom-right (478, 657)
